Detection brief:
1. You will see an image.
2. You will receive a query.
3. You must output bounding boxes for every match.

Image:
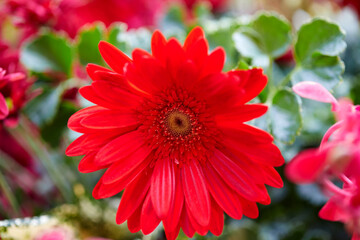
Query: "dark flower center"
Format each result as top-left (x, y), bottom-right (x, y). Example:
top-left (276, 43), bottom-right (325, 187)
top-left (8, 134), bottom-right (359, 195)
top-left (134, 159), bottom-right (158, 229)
top-left (137, 88), bottom-right (220, 164)
top-left (165, 110), bottom-right (192, 136)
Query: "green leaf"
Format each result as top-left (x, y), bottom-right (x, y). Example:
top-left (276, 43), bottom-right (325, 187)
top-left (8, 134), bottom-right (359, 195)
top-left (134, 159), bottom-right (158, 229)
top-left (41, 101), bottom-right (78, 147)
top-left (21, 33), bottom-right (73, 75)
top-left (159, 4), bottom-right (187, 40)
top-left (292, 18), bottom-right (346, 89)
top-left (292, 55), bottom-right (344, 89)
top-left (295, 18), bottom-right (346, 64)
top-left (233, 12), bottom-right (292, 66)
top-left (107, 23), bottom-right (128, 51)
top-left (251, 12), bottom-right (292, 58)
top-left (107, 24), bottom-right (151, 56)
top-left (24, 84), bottom-right (66, 127)
top-left (203, 18), bottom-right (242, 70)
top-left (237, 59), bottom-right (250, 70)
top-left (77, 24), bottom-right (104, 66)
top-left (193, 2), bottom-right (213, 23)
top-left (269, 88), bottom-right (302, 143)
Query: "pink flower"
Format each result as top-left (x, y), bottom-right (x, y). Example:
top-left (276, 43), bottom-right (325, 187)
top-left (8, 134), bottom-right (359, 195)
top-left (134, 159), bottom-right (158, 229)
top-left (286, 81), bottom-right (360, 183)
top-left (35, 227), bottom-right (74, 240)
top-left (320, 177), bottom-right (360, 240)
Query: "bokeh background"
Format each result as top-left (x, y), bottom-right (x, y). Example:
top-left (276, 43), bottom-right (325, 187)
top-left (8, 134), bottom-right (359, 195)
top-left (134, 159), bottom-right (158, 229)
top-left (0, 0), bottom-right (359, 239)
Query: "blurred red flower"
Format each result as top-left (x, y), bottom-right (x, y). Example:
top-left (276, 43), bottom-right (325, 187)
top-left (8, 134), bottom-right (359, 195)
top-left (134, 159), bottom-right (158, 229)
top-left (177, 0), bottom-right (228, 12)
top-left (66, 26), bottom-right (284, 239)
top-left (5, 0), bottom-right (166, 39)
top-left (0, 68), bottom-right (32, 127)
top-left (340, 0), bottom-right (360, 16)
top-left (0, 40), bottom-right (37, 174)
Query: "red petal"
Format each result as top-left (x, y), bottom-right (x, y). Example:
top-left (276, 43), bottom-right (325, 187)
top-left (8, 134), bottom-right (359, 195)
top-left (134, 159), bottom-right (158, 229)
top-left (164, 224), bottom-right (181, 240)
top-left (210, 150), bottom-right (263, 201)
top-left (163, 166), bottom-right (184, 232)
top-left (151, 30), bottom-right (167, 63)
top-left (102, 149), bottom-right (153, 185)
top-left (95, 130), bottom-right (145, 166)
top-left (66, 131), bottom-right (121, 157)
top-left (0, 93), bottom-right (9, 120)
top-left (203, 162), bottom-right (243, 219)
top-left (98, 41), bottom-right (131, 74)
top-left (220, 123), bottom-right (273, 145)
top-left (116, 167), bottom-right (153, 224)
top-left (86, 64), bottom-right (112, 80)
top-left (215, 104), bottom-right (268, 124)
top-left (256, 184), bottom-right (271, 205)
top-left (127, 205), bottom-right (142, 233)
top-left (319, 199), bottom-right (347, 221)
top-left (239, 197), bottom-right (259, 219)
top-left (225, 138), bottom-right (284, 167)
top-left (78, 152), bottom-right (108, 173)
top-left (91, 80), bottom-right (142, 108)
top-left (80, 110), bottom-right (138, 129)
top-left (181, 161), bottom-right (211, 227)
top-left (151, 158), bottom-right (175, 219)
top-left (132, 52), bottom-right (172, 91)
top-left (180, 207), bottom-right (196, 238)
top-left (184, 26), bottom-right (205, 50)
top-left (187, 37), bottom-right (208, 68)
top-left (66, 135), bottom-right (89, 156)
top-left (191, 73), bottom-right (240, 114)
top-left (285, 148), bottom-right (327, 184)
top-left (200, 47), bottom-right (225, 78)
top-left (79, 86), bottom-right (121, 109)
top-left (261, 165), bottom-right (283, 188)
top-left (186, 206), bottom-right (209, 236)
top-left (209, 197), bottom-right (224, 236)
top-left (174, 59), bottom-right (199, 88)
top-left (124, 63), bottom-right (156, 94)
top-left (222, 148), bottom-right (270, 186)
top-left (67, 106), bottom-right (106, 133)
top-left (230, 68), bottom-right (268, 104)
top-left (141, 194), bottom-right (161, 235)
top-left (91, 70), bottom-right (128, 85)
top-left (166, 38), bottom-right (186, 79)
top-left (92, 175), bottom-right (128, 199)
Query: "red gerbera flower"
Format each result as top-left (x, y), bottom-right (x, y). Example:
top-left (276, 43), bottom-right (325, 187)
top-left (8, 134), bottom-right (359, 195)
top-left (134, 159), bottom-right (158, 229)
top-left (66, 27), bottom-right (284, 239)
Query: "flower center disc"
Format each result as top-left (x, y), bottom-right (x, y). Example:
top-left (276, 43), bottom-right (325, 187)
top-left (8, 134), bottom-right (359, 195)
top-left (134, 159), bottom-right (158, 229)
top-left (165, 110), bottom-right (191, 136)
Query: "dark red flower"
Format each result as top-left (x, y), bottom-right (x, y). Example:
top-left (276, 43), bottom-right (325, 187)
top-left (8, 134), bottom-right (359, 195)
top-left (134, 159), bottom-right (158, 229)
top-left (66, 27), bottom-right (284, 239)
top-left (5, 0), bottom-right (166, 39)
top-left (177, 0), bottom-right (228, 12)
top-left (0, 68), bottom-right (30, 126)
top-left (340, 0), bottom-right (360, 17)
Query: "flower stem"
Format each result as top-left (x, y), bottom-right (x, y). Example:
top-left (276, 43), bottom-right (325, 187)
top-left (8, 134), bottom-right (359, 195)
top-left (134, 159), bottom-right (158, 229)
top-left (0, 171), bottom-right (20, 216)
top-left (10, 118), bottom-right (73, 202)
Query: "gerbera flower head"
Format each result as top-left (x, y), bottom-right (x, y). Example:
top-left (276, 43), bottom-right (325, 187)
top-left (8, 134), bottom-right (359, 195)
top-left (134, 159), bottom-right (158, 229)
top-left (66, 26), bottom-right (284, 239)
